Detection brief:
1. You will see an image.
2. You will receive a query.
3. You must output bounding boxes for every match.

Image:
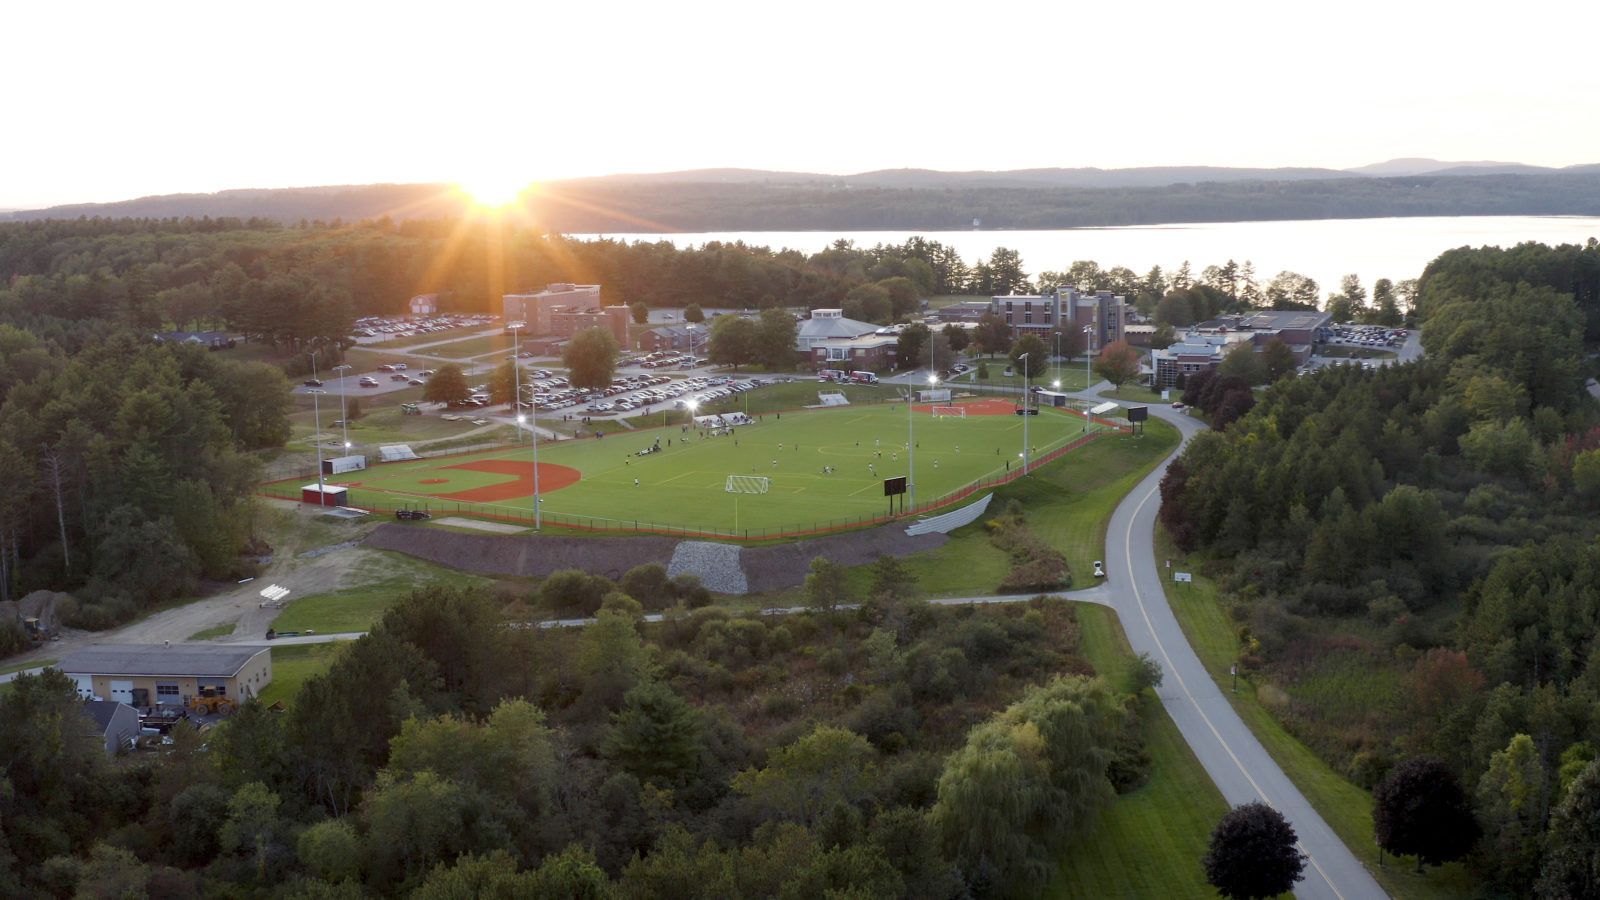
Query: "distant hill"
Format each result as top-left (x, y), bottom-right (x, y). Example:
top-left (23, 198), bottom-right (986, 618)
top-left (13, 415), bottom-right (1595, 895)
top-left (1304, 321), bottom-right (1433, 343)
top-left (6, 164), bottom-right (1600, 231)
top-left (1342, 157), bottom-right (1564, 177)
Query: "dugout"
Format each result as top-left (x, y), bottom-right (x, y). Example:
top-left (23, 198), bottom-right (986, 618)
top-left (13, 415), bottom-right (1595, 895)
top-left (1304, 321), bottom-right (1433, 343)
top-left (1034, 390), bottom-right (1070, 408)
top-left (300, 484), bottom-right (348, 506)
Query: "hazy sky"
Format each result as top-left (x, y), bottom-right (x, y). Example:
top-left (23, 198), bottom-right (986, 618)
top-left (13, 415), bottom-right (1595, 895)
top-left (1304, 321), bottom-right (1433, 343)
top-left (9, 1), bottom-right (1599, 209)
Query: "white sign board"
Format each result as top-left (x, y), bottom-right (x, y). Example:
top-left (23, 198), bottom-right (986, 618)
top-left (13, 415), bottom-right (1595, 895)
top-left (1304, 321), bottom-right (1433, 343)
top-left (1174, 572), bottom-right (1192, 583)
top-left (326, 455), bottom-right (367, 475)
top-left (918, 388), bottom-right (953, 403)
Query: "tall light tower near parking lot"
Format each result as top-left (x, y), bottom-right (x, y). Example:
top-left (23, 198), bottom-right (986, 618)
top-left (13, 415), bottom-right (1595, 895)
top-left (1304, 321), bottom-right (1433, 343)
top-left (332, 364), bottom-right (351, 450)
top-left (308, 389), bottom-right (327, 502)
top-left (509, 320), bottom-right (540, 529)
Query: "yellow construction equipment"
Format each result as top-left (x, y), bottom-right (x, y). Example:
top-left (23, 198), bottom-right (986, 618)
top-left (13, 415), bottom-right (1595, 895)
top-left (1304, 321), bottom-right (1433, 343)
top-left (187, 689), bottom-right (235, 716)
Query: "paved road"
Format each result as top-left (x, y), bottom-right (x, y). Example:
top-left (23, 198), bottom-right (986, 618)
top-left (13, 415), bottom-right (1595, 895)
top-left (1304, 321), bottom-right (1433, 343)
top-left (1086, 394), bottom-right (1385, 900)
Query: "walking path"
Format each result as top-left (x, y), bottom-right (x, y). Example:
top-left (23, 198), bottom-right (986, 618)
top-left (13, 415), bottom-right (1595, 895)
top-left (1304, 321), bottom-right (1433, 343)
top-left (1068, 384), bottom-right (1384, 900)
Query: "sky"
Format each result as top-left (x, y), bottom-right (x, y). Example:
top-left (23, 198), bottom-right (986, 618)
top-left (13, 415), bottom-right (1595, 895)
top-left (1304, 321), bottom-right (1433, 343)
top-left (9, 0), bottom-right (1600, 210)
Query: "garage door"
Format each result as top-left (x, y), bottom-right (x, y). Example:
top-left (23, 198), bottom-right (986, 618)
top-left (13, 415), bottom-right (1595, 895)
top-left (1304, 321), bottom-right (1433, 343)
top-left (71, 674), bottom-right (93, 698)
top-left (109, 679), bottom-right (134, 702)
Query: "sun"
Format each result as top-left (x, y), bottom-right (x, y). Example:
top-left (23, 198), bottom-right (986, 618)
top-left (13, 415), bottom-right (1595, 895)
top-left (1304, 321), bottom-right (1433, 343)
top-left (457, 175), bottom-right (530, 209)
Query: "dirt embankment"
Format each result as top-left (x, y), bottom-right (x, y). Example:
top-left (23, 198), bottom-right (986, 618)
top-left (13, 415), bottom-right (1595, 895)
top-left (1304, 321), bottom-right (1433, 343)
top-left (362, 522), bottom-right (946, 593)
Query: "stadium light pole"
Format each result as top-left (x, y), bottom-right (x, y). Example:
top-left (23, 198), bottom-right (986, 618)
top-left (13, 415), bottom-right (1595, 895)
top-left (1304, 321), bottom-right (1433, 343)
top-left (508, 321), bottom-right (525, 441)
top-left (332, 364), bottom-right (351, 450)
top-left (308, 389), bottom-right (327, 503)
top-left (1083, 325), bottom-right (1094, 431)
top-left (1018, 353), bottom-right (1030, 476)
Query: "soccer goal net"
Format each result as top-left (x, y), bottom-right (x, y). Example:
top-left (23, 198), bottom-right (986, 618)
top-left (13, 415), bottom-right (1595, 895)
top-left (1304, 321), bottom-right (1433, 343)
top-left (930, 406), bottom-right (966, 418)
top-left (725, 475), bottom-right (772, 494)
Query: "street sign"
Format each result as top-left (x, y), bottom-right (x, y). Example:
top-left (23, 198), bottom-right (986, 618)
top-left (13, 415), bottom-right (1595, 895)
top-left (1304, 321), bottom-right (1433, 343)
top-left (1174, 572), bottom-right (1192, 582)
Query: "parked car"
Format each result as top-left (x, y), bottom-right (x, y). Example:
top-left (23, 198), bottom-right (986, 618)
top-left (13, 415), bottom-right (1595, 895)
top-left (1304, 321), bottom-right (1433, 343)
top-left (303, 379), bottom-right (324, 387)
top-left (359, 376), bottom-right (379, 387)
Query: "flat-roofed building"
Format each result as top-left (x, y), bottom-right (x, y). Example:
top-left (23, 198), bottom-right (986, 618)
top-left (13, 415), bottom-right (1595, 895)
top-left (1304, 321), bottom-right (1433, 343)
top-left (503, 284), bottom-right (603, 333)
top-left (809, 334), bottom-right (899, 370)
top-left (990, 287), bottom-right (1127, 350)
top-left (1151, 310), bottom-right (1331, 389)
top-left (59, 644), bottom-right (273, 707)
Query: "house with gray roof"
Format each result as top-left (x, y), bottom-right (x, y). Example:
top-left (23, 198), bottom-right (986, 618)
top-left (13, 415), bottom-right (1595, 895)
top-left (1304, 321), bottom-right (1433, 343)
top-left (82, 700), bottom-right (141, 754)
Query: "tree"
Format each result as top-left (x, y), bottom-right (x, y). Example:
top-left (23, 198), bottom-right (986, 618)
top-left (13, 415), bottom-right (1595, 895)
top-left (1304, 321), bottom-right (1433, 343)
top-left (563, 326), bottom-right (620, 392)
top-left (1538, 758), bottom-right (1600, 899)
top-left (753, 307), bottom-right (798, 370)
top-left (1093, 340), bottom-right (1141, 389)
top-left (1373, 278), bottom-right (1402, 326)
top-left (986, 247), bottom-right (1030, 295)
top-left (1259, 338), bottom-right (1298, 382)
top-left (1202, 802), bottom-right (1306, 900)
top-left (707, 314), bottom-right (758, 371)
top-left (941, 323), bottom-right (970, 355)
top-left (422, 364), bottom-right (467, 404)
top-left (933, 675), bottom-right (1127, 895)
top-left (1265, 271), bottom-right (1320, 310)
top-left (805, 556), bottom-right (854, 616)
top-left (490, 359), bottom-right (517, 406)
top-left (1148, 323), bottom-right (1178, 351)
top-left (843, 283), bottom-right (892, 323)
top-left (867, 552), bottom-right (918, 603)
top-left (972, 313), bottom-right (1012, 357)
top-left (603, 680), bottom-right (703, 787)
top-left (732, 725), bottom-right (878, 826)
top-left (1372, 756), bottom-right (1479, 870)
top-left (1477, 733), bottom-right (1549, 892)
top-left (683, 303), bottom-right (704, 324)
top-left (896, 323), bottom-right (932, 371)
top-left (1009, 334), bottom-right (1049, 379)
top-left (630, 302), bottom-right (648, 324)
top-left (1217, 342), bottom-right (1264, 385)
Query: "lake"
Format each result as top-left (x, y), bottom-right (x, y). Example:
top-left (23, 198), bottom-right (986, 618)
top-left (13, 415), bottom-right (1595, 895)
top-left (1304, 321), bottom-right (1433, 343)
top-left (576, 216), bottom-right (1600, 298)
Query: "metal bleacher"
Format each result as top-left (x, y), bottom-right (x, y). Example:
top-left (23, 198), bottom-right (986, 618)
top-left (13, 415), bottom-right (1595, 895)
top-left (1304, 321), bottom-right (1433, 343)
top-left (378, 443), bottom-right (420, 462)
top-left (905, 493), bottom-right (994, 536)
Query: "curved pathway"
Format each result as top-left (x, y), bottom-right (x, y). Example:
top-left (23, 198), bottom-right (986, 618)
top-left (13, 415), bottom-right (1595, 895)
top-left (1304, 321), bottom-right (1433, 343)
top-left (1079, 386), bottom-right (1384, 900)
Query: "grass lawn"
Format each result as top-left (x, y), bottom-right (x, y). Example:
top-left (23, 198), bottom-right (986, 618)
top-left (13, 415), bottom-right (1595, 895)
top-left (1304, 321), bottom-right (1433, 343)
top-left (419, 333), bottom-right (518, 359)
top-left (270, 550), bottom-right (495, 634)
top-left (187, 623), bottom-right (236, 640)
top-left (966, 362), bottom-right (1093, 393)
top-left (1155, 530), bottom-right (1473, 900)
top-left (1047, 604), bottom-right (1228, 898)
top-left (0, 658), bottom-right (55, 676)
top-left (257, 643), bottom-right (347, 709)
top-left (264, 398), bottom-right (1131, 537)
top-left (893, 418), bottom-right (1179, 597)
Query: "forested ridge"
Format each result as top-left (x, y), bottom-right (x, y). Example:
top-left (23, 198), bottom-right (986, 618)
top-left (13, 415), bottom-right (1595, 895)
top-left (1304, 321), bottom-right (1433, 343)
top-left (10, 169), bottom-right (1600, 231)
top-left (1161, 238), bottom-right (1600, 896)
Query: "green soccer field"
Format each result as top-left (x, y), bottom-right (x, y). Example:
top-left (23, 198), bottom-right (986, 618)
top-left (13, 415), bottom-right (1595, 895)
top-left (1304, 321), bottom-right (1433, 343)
top-left (266, 399), bottom-right (1122, 537)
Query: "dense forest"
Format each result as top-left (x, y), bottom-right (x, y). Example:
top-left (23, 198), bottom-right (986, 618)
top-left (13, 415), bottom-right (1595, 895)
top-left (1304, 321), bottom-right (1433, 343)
top-left (9, 169), bottom-right (1600, 231)
top-left (1160, 238), bottom-right (1600, 896)
top-left (1, 577), bottom-right (1161, 898)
